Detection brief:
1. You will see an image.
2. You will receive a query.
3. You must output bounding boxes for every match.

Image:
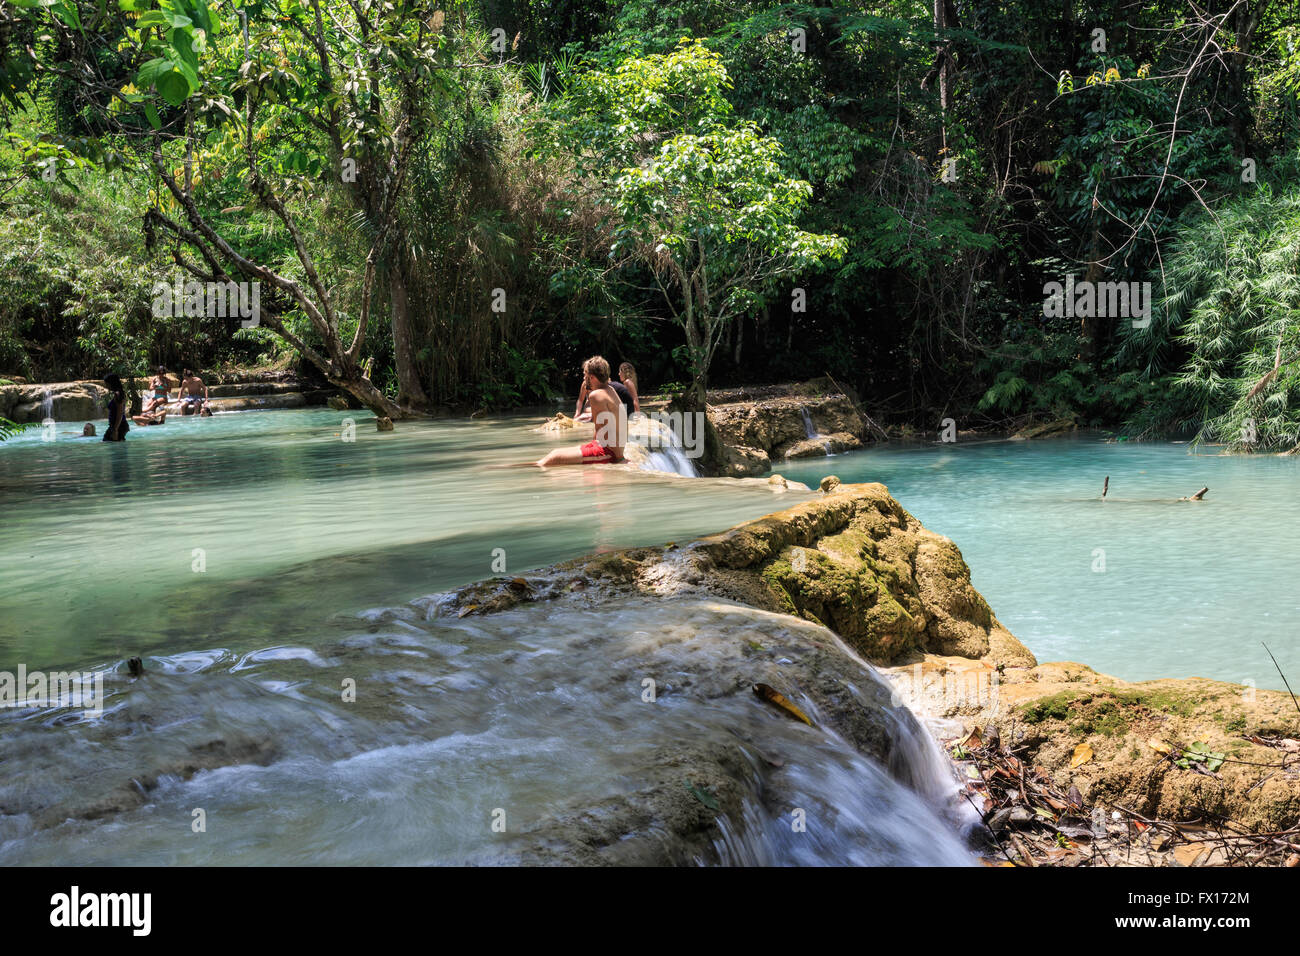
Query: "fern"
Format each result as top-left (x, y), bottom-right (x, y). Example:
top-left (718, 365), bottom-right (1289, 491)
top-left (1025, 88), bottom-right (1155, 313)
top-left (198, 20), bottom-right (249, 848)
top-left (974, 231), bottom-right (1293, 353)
top-left (0, 416), bottom-right (39, 441)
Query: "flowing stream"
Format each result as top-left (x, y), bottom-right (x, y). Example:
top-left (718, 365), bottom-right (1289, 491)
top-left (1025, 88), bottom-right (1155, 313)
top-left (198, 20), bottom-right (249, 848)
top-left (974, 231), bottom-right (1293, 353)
top-left (0, 409), bottom-right (974, 865)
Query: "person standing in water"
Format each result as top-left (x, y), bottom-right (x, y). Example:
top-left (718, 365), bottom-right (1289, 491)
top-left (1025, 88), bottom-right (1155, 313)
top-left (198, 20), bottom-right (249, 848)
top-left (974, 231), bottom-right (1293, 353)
top-left (102, 373), bottom-right (129, 441)
top-left (539, 356), bottom-right (626, 465)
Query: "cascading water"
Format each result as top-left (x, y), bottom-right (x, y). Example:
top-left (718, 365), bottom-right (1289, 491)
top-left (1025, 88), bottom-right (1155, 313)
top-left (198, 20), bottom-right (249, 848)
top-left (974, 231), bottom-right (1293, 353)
top-left (0, 595), bottom-right (975, 866)
top-left (798, 406), bottom-right (833, 456)
top-left (629, 414), bottom-right (700, 477)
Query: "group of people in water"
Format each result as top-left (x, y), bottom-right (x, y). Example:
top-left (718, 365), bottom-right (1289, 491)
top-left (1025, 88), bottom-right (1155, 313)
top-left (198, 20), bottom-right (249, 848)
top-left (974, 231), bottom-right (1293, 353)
top-left (96, 355), bottom-right (639, 461)
top-left (100, 367), bottom-right (213, 442)
top-left (536, 356), bottom-right (639, 467)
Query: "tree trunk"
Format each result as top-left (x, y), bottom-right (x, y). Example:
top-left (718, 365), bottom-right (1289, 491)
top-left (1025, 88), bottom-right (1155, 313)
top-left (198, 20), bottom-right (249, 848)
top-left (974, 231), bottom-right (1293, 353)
top-left (389, 250), bottom-right (430, 410)
top-left (330, 369), bottom-right (404, 419)
top-left (672, 370), bottom-right (726, 477)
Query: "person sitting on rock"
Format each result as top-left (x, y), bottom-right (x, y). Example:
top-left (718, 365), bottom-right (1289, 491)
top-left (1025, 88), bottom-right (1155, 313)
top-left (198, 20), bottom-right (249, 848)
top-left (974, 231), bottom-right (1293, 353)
top-left (618, 362), bottom-right (641, 415)
top-left (574, 358), bottom-right (635, 423)
top-left (538, 356), bottom-right (626, 466)
top-left (143, 366), bottom-right (171, 413)
top-left (178, 368), bottom-right (209, 415)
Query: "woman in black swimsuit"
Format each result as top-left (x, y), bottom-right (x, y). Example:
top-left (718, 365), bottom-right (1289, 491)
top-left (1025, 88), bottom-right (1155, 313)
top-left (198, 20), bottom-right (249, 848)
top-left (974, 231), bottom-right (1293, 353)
top-left (103, 373), bottom-right (129, 442)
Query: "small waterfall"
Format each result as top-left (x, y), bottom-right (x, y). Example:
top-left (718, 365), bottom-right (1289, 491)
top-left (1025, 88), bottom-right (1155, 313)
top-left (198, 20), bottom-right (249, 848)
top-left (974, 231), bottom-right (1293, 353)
top-left (630, 415), bottom-right (699, 477)
top-left (797, 406), bottom-right (833, 456)
top-left (41, 388), bottom-right (53, 420)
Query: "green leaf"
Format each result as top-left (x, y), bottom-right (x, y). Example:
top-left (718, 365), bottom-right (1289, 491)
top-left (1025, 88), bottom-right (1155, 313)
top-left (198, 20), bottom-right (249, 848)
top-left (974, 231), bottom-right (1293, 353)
top-left (143, 102), bottom-right (161, 129)
top-left (156, 70), bottom-right (191, 106)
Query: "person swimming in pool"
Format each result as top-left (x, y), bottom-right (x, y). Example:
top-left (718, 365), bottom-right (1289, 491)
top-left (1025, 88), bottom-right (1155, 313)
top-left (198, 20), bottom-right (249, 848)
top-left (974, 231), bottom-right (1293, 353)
top-left (538, 356), bottom-right (626, 466)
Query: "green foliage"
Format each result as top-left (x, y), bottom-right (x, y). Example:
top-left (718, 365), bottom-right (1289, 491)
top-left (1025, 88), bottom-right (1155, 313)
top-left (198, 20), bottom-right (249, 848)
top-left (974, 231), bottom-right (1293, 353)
top-left (0, 416), bottom-right (40, 441)
top-left (547, 38), bottom-right (844, 392)
top-left (1121, 188), bottom-right (1300, 449)
top-left (976, 328), bottom-right (1157, 424)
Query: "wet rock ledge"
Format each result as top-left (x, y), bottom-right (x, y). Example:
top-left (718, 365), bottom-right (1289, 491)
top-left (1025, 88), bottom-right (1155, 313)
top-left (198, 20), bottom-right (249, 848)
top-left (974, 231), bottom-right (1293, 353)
top-left (447, 481), bottom-right (1300, 847)
top-left (445, 481), bottom-right (1032, 671)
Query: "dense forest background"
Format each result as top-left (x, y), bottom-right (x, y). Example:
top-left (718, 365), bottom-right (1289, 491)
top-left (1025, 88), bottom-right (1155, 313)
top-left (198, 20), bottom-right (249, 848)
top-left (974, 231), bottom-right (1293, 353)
top-left (2, 0), bottom-right (1298, 446)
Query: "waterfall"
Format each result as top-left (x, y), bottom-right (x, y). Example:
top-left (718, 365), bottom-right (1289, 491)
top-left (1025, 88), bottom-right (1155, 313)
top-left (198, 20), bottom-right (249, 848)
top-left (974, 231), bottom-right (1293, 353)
top-left (797, 406), bottom-right (833, 457)
top-left (41, 388), bottom-right (53, 420)
top-left (629, 415), bottom-right (699, 477)
top-left (800, 407), bottom-right (815, 438)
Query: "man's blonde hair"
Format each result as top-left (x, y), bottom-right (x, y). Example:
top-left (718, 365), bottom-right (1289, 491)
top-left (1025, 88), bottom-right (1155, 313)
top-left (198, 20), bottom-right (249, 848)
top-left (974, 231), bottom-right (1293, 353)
top-left (585, 355), bottom-right (611, 383)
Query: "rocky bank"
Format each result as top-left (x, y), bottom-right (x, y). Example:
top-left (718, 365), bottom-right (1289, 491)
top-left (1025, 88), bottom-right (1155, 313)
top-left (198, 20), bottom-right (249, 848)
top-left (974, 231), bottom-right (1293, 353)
top-left (444, 481), bottom-right (1300, 852)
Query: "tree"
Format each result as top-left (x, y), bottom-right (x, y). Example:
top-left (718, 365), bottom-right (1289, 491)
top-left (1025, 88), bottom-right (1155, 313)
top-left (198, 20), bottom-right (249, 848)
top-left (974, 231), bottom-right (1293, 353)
top-left (551, 39), bottom-right (844, 413)
top-left (3, 0), bottom-right (485, 418)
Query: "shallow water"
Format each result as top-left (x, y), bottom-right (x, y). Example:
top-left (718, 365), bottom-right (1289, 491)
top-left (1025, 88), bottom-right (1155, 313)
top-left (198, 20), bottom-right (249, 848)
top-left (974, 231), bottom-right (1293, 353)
top-left (0, 409), bottom-right (805, 666)
top-left (779, 435), bottom-right (1300, 689)
top-left (4, 410), bottom-right (981, 865)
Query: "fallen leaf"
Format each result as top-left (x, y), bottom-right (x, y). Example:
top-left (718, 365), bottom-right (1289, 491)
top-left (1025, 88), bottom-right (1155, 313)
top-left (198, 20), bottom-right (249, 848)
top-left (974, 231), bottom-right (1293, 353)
top-left (1173, 842), bottom-right (1210, 867)
top-left (684, 780), bottom-right (719, 811)
top-left (753, 683), bottom-right (813, 725)
top-left (457, 604), bottom-right (479, 618)
top-left (1070, 742), bottom-right (1094, 768)
top-left (1148, 738), bottom-right (1173, 755)
top-left (961, 726), bottom-right (983, 749)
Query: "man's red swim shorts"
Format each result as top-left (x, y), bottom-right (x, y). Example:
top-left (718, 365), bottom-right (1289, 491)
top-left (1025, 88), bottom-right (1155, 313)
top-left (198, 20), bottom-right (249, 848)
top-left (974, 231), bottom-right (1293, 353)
top-left (580, 439), bottom-right (618, 463)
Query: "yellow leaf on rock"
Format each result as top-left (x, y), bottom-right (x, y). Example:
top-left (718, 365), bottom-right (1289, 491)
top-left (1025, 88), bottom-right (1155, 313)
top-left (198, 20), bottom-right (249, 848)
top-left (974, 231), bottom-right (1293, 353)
top-left (1070, 742), bottom-right (1094, 768)
top-left (753, 684), bottom-right (813, 726)
top-left (1148, 739), bottom-right (1173, 755)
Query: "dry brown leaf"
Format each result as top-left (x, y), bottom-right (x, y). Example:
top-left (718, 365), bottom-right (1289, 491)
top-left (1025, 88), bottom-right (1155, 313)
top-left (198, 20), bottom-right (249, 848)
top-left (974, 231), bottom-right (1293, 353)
top-left (1173, 842), bottom-right (1210, 867)
top-left (961, 726), bottom-right (983, 749)
top-left (753, 683), bottom-right (813, 726)
top-left (1070, 742), bottom-right (1094, 768)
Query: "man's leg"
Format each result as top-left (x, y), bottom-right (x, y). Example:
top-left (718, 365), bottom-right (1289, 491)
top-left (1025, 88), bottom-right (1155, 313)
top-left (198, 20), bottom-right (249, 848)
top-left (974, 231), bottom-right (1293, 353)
top-left (536, 441), bottom-right (611, 467)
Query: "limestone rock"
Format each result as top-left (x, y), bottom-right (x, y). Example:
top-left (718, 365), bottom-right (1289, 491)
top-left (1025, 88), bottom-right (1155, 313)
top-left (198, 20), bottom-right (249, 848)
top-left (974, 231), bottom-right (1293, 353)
top-left (375, 416), bottom-right (394, 431)
top-left (719, 443), bottom-right (770, 478)
top-left (709, 395), bottom-right (872, 458)
top-left (0, 381), bottom-right (109, 423)
top-left (820, 475), bottom-right (841, 494)
top-left (1011, 417), bottom-right (1078, 441)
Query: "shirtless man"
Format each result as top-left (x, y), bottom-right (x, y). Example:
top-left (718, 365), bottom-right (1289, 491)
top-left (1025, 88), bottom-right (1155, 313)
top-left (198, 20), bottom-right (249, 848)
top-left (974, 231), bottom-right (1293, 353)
top-left (178, 368), bottom-right (209, 415)
top-left (537, 356), bottom-right (626, 466)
